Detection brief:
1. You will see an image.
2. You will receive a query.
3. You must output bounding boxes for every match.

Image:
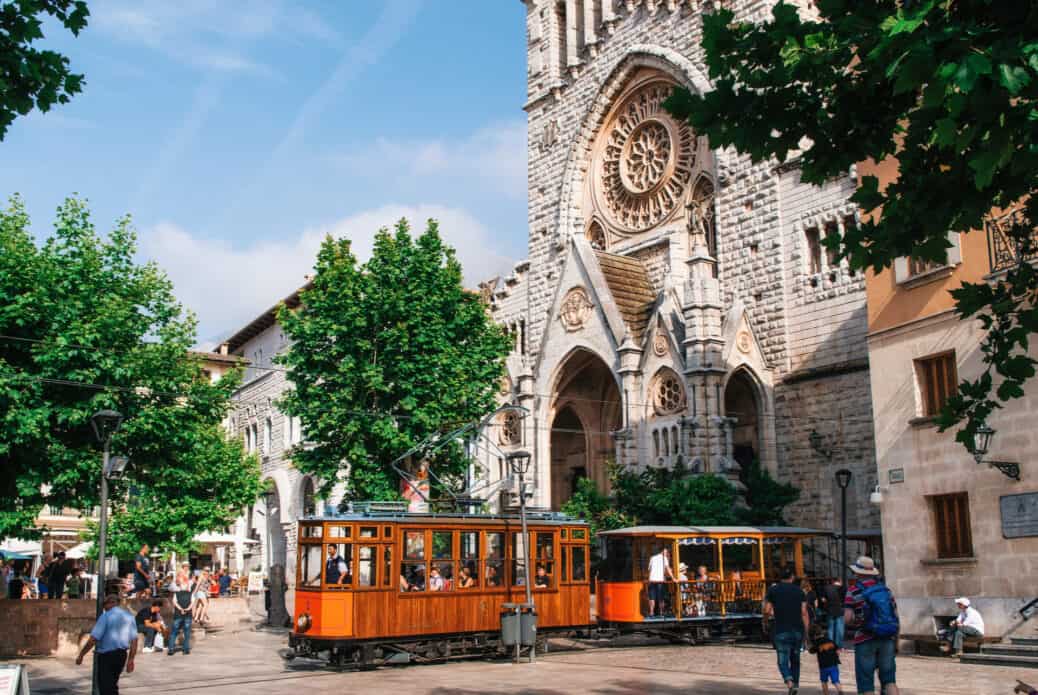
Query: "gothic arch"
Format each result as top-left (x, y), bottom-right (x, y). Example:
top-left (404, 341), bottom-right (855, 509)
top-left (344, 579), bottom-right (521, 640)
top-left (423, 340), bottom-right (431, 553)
top-left (554, 46), bottom-right (716, 244)
top-left (723, 366), bottom-right (767, 470)
top-left (298, 475), bottom-right (318, 518)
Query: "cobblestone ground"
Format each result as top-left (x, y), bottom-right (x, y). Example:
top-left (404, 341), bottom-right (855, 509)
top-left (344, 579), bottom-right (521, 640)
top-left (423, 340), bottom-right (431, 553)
top-left (16, 629), bottom-right (1034, 695)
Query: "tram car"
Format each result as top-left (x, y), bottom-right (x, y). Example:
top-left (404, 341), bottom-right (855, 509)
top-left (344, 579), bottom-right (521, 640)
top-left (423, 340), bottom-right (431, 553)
top-left (288, 508), bottom-right (592, 667)
top-left (596, 525), bottom-right (826, 641)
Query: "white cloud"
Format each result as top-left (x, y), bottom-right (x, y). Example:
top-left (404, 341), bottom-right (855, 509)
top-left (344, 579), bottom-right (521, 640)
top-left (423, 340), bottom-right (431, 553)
top-left (139, 204), bottom-right (517, 346)
top-left (335, 120), bottom-right (528, 200)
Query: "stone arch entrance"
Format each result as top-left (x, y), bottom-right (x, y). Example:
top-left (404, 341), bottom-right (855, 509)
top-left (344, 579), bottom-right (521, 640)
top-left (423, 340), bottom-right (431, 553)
top-left (724, 369), bottom-right (763, 470)
top-left (549, 349), bottom-right (622, 510)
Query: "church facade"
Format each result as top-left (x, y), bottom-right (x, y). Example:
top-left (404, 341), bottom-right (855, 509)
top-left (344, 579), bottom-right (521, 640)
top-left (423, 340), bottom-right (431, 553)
top-left (479, 0), bottom-right (880, 537)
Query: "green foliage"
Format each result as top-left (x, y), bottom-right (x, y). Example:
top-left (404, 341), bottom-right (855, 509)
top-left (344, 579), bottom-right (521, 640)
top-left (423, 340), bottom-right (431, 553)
top-left (665, 1), bottom-right (1038, 446)
top-left (277, 219), bottom-right (512, 502)
top-left (1, 0), bottom-right (89, 140)
top-left (562, 460), bottom-right (799, 536)
top-left (0, 195), bottom-right (262, 555)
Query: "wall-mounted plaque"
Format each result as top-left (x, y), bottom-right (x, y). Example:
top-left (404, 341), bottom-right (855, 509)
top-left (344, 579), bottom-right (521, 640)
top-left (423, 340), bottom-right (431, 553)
top-left (1000, 493), bottom-right (1038, 539)
top-left (888, 468), bottom-right (905, 484)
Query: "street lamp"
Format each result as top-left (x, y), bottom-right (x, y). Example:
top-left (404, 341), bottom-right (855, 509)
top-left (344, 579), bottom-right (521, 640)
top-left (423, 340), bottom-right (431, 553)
top-left (971, 424), bottom-right (1021, 481)
top-left (504, 449), bottom-right (534, 663)
top-left (835, 469), bottom-right (852, 589)
top-left (90, 409), bottom-right (123, 695)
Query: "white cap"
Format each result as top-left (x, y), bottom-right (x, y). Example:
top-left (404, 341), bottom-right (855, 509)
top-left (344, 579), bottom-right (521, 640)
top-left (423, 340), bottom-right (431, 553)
top-left (955, 597), bottom-right (970, 607)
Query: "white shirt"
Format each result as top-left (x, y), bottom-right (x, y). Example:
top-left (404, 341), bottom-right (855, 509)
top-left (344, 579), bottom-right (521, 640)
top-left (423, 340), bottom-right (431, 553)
top-left (958, 606), bottom-right (985, 634)
top-left (648, 553), bottom-right (668, 582)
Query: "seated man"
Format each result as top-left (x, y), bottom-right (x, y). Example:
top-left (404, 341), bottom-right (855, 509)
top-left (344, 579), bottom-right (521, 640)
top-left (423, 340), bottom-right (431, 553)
top-left (218, 569), bottom-right (232, 596)
top-left (135, 599), bottom-right (168, 653)
top-left (941, 597), bottom-right (985, 656)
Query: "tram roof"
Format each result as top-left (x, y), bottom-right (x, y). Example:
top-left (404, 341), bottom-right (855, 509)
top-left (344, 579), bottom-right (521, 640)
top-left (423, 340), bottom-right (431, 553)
top-left (299, 510), bottom-right (588, 526)
top-left (598, 525), bottom-right (828, 537)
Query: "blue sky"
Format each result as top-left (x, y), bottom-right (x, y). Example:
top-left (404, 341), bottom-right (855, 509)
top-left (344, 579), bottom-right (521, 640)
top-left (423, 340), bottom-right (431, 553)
top-left (1, 0), bottom-right (528, 345)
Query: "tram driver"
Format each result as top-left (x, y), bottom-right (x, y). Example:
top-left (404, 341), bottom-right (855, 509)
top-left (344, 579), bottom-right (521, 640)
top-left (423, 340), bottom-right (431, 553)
top-left (325, 545), bottom-right (350, 586)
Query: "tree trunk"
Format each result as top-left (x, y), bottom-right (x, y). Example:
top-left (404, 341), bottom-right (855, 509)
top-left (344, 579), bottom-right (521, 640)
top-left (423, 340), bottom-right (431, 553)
top-left (268, 564), bottom-right (289, 628)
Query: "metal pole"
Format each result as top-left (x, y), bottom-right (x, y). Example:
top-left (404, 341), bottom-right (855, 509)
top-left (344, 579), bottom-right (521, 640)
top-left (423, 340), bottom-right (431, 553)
top-left (92, 441), bottom-right (110, 695)
top-left (265, 496), bottom-right (273, 625)
top-left (517, 466), bottom-right (534, 663)
top-left (840, 483), bottom-right (848, 589)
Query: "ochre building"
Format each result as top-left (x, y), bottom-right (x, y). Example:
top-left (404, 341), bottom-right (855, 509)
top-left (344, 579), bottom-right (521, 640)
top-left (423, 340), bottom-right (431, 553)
top-left (479, 0), bottom-right (880, 545)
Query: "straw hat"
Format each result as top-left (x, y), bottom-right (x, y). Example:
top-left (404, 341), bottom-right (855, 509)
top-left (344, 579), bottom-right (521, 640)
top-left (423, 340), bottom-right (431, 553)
top-left (849, 556), bottom-right (880, 576)
top-left (955, 597), bottom-right (970, 607)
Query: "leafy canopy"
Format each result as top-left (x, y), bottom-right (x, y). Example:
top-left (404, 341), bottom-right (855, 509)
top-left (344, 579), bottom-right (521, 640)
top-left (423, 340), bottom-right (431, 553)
top-left (665, 1), bottom-right (1038, 448)
top-left (1, 0), bottom-right (89, 140)
top-left (277, 219), bottom-right (512, 502)
top-left (0, 195), bottom-right (262, 556)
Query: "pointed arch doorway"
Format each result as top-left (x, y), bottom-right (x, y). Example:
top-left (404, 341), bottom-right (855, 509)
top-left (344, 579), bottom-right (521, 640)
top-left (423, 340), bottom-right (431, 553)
top-left (549, 349), bottom-right (622, 510)
top-left (724, 369), bottom-right (763, 470)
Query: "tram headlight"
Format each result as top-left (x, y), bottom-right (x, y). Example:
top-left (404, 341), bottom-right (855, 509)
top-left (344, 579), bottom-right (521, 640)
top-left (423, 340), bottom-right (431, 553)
top-left (296, 612), bottom-right (312, 633)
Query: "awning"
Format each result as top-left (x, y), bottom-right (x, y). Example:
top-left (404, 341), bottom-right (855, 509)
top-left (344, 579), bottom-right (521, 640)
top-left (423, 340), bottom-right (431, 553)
top-left (193, 532), bottom-right (259, 545)
top-left (66, 541), bottom-right (93, 559)
top-left (0, 539), bottom-right (42, 556)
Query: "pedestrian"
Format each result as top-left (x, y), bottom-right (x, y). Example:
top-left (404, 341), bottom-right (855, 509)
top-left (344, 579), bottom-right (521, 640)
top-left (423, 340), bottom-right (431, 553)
top-left (36, 554), bottom-right (54, 598)
top-left (167, 571), bottom-right (195, 655)
top-left (218, 568), bottom-right (232, 596)
top-left (136, 598), bottom-right (169, 653)
top-left (821, 577), bottom-right (846, 648)
top-left (941, 597), bottom-right (985, 656)
top-left (801, 578), bottom-right (818, 626)
top-left (131, 544), bottom-right (151, 598)
top-left (809, 623), bottom-right (842, 695)
top-left (192, 569), bottom-right (212, 624)
top-left (647, 546), bottom-right (675, 618)
top-left (49, 551), bottom-right (70, 599)
top-left (67, 566), bottom-right (83, 599)
top-left (844, 556), bottom-right (900, 695)
top-left (764, 565), bottom-right (810, 695)
top-left (75, 594), bottom-right (138, 695)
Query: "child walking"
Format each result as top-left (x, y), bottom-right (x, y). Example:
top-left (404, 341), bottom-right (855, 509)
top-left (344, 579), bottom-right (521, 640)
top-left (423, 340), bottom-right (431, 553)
top-left (810, 623), bottom-right (841, 695)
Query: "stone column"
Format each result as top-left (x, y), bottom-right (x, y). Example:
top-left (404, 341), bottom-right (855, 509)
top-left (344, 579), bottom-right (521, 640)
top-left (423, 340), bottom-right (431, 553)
top-left (616, 334), bottom-right (643, 468)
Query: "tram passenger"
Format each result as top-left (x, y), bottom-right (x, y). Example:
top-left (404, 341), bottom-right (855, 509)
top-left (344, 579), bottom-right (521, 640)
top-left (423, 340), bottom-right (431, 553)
top-left (325, 545), bottom-right (349, 586)
top-left (399, 572), bottom-right (410, 591)
top-left (647, 547), bottom-right (675, 618)
top-left (458, 566), bottom-right (476, 588)
top-left (429, 566), bottom-right (445, 591)
top-left (534, 565), bottom-right (550, 588)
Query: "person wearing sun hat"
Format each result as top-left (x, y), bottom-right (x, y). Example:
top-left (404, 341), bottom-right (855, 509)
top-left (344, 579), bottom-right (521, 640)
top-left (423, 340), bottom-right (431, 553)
top-left (843, 556), bottom-right (900, 695)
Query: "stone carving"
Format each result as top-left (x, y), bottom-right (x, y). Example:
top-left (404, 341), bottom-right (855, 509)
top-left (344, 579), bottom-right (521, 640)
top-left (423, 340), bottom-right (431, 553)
top-left (653, 331), bottom-right (668, 357)
top-left (595, 81), bottom-right (697, 233)
top-left (541, 119), bottom-right (559, 151)
top-left (499, 410), bottom-right (521, 446)
top-left (559, 287), bottom-right (593, 331)
top-left (736, 330), bottom-right (752, 354)
top-left (688, 178), bottom-right (716, 252)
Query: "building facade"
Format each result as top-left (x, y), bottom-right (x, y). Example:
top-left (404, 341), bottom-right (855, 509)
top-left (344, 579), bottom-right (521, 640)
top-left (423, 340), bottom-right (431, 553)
top-left (864, 154), bottom-right (1038, 636)
top-left (477, 0), bottom-right (880, 541)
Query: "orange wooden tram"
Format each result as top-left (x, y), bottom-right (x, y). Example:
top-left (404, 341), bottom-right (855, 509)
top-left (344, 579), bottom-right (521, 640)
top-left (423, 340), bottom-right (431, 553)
top-left (288, 510), bottom-right (592, 667)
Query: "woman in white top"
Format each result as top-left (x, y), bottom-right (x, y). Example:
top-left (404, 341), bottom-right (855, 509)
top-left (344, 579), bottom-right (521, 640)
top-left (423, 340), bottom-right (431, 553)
top-left (192, 570), bottom-right (212, 624)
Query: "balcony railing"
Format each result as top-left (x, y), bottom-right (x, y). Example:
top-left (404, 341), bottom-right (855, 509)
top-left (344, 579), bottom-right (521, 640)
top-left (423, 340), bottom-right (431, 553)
top-left (987, 207), bottom-right (1037, 273)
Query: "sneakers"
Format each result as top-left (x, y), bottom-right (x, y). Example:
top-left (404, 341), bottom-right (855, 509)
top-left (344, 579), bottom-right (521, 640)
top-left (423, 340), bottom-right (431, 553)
top-left (141, 647), bottom-right (154, 653)
top-left (167, 649), bottom-right (175, 656)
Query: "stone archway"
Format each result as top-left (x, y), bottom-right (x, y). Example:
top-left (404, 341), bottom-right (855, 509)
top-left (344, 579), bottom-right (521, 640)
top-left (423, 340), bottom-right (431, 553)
top-left (549, 349), bottom-right (622, 510)
top-left (724, 369), bottom-right (762, 470)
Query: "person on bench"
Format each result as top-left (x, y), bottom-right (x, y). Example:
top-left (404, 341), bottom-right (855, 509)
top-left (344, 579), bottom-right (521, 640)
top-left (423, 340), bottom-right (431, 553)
top-left (940, 597), bottom-right (985, 656)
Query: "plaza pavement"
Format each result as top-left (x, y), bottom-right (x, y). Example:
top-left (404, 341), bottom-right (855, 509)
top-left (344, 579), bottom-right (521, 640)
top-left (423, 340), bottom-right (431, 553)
top-left (15, 627), bottom-right (1033, 695)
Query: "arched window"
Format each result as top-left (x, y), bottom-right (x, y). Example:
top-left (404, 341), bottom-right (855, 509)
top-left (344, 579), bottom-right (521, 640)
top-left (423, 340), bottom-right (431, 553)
top-left (302, 478), bottom-right (316, 517)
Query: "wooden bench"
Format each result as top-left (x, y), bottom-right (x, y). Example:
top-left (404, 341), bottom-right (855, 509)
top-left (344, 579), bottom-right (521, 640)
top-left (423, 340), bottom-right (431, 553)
top-left (905, 615), bottom-right (1000, 656)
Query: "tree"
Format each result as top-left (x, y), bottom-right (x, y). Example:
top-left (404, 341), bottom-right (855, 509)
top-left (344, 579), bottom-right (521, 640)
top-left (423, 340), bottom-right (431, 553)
top-left (1, 0), bottom-right (89, 140)
top-left (665, 1), bottom-right (1038, 449)
top-left (0, 195), bottom-right (262, 554)
top-left (277, 219), bottom-right (512, 502)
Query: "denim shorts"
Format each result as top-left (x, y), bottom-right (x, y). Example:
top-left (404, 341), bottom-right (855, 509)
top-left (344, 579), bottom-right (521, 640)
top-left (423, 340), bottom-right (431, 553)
top-left (855, 637), bottom-right (896, 693)
top-left (820, 665), bottom-right (840, 684)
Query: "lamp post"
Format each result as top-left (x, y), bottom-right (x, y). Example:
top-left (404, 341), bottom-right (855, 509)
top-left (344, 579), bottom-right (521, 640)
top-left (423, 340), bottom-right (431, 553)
top-left (835, 468), bottom-right (852, 588)
top-left (260, 489), bottom-right (275, 624)
top-left (505, 449), bottom-right (534, 663)
top-left (90, 409), bottom-right (123, 695)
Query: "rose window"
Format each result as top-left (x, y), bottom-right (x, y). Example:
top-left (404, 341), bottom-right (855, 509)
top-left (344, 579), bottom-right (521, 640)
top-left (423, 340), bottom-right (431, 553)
top-left (594, 81), bottom-right (698, 233)
top-left (653, 371), bottom-right (686, 415)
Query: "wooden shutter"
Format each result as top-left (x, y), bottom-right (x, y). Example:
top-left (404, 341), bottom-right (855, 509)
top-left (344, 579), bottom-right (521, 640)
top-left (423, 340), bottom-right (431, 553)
top-left (932, 493), bottom-right (973, 559)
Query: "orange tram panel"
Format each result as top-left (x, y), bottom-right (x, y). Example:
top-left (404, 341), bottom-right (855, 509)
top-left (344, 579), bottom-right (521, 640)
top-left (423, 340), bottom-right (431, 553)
top-left (288, 510), bottom-right (592, 664)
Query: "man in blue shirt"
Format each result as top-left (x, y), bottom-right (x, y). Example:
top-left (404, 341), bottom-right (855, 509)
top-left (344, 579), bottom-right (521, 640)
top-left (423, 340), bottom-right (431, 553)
top-left (76, 594), bottom-right (138, 695)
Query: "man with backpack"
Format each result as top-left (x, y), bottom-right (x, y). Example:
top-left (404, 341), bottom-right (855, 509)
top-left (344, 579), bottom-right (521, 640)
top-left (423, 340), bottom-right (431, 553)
top-left (844, 556), bottom-right (900, 695)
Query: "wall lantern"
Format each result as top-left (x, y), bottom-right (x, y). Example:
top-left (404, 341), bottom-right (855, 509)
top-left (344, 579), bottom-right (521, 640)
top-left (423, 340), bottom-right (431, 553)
top-left (971, 424), bottom-right (1021, 481)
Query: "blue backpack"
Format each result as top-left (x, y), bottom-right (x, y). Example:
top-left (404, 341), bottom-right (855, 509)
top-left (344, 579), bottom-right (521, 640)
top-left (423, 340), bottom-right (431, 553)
top-left (861, 582), bottom-right (899, 638)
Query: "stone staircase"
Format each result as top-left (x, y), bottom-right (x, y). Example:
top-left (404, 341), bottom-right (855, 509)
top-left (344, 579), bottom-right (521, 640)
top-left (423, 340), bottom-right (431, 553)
top-left (961, 637), bottom-right (1038, 669)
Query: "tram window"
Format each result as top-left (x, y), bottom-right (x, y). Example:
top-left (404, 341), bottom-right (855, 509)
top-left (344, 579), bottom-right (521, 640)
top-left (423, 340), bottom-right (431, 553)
top-left (401, 562), bottom-right (425, 591)
top-left (430, 561), bottom-right (454, 591)
top-left (484, 560), bottom-right (503, 587)
top-left (485, 532), bottom-right (504, 588)
top-left (722, 540), bottom-right (761, 575)
top-left (560, 529), bottom-right (567, 540)
top-left (534, 533), bottom-right (554, 588)
top-left (571, 529), bottom-right (586, 540)
top-left (601, 538), bottom-right (633, 582)
top-left (486, 532), bottom-right (504, 559)
top-left (458, 560), bottom-right (478, 588)
top-left (511, 559), bottom-right (527, 587)
top-left (404, 531), bottom-right (425, 560)
top-left (383, 546), bottom-right (392, 587)
top-left (383, 526), bottom-right (393, 538)
top-left (764, 541), bottom-right (796, 579)
top-left (535, 532), bottom-right (554, 560)
top-left (301, 524), bottom-right (322, 539)
top-left (461, 531), bottom-right (479, 560)
top-left (432, 531), bottom-right (453, 560)
top-left (678, 541), bottom-right (718, 578)
top-left (561, 547), bottom-right (568, 582)
top-left (572, 546), bottom-right (587, 581)
top-left (358, 545), bottom-right (378, 587)
top-left (359, 526), bottom-right (377, 539)
top-left (300, 545), bottom-right (322, 587)
top-left (328, 526), bottom-right (351, 539)
top-left (324, 543), bottom-right (352, 588)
